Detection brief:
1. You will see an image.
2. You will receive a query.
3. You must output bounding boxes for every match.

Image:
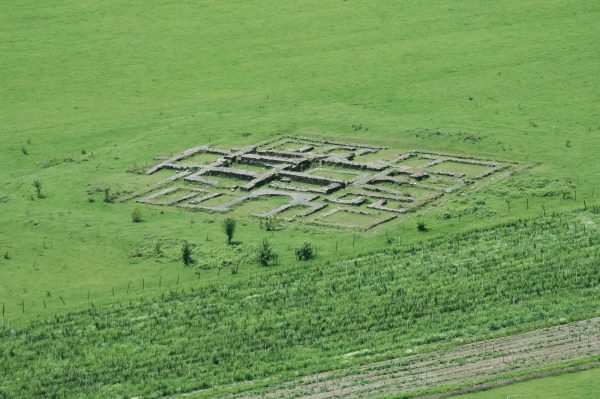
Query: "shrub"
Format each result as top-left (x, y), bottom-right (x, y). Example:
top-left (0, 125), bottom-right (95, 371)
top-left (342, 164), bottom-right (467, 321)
top-left (3, 251), bottom-right (10, 260)
top-left (295, 242), bottom-right (315, 261)
top-left (257, 239), bottom-right (275, 266)
top-left (33, 179), bottom-right (45, 199)
top-left (154, 242), bottom-right (163, 257)
top-left (181, 241), bottom-right (194, 266)
top-left (262, 216), bottom-right (279, 231)
top-left (131, 206), bottom-right (143, 223)
top-left (417, 221), bottom-right (427, 232)
top-left (223, 217), bottom-right (236, 245)
top-left (103, 187), bottom-right (113, 203)
top-left (21, 146), bottom-right (28, 155)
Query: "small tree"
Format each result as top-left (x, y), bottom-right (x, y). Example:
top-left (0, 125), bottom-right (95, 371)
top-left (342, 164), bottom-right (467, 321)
top-left (103, 187), bottom-right (113, 203)
top-left (258, 238), bottom-right (275, 266)
top-left (295, 242), bottom-right (315, 261)
top-left (33, 179), bottom-right (44, 198)
top-left (182, 241), bottom-right (194, 266)
top-left (223, 217), bottom-right (236, 245)
top-left (131, 206), bottom-right (143, 223)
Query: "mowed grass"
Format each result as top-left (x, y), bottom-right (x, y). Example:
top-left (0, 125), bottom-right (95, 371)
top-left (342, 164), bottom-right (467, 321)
top-left (1, 0), bottom-right (599, 325)
top-left (453, 367), bottom-right (600, 399)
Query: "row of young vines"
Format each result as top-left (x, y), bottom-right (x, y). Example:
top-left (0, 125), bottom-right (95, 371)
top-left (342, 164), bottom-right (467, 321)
top-left (1, 211), bottom-right (599, 398)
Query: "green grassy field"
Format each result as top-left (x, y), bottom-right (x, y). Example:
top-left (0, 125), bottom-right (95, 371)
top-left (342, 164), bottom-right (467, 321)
top-left (454, 367), bottom-right (600, 399)
top-left (1, 212), bottom-right (599, 397)
top-left (1, 0), bottom-right (599, 397)
top-left (1, 0), bottom-right (599, 324)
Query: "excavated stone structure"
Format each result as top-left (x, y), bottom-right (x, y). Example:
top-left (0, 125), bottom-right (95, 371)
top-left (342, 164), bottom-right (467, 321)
top-left (128, 136), bottom-right (512, 230)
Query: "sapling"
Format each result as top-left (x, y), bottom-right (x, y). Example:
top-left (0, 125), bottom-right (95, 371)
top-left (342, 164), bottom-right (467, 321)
top-left (103, 187), bottom-right (113, 203)
top-left (33, 179), bottom-right (45, 198)
top-left (181, 241), bottom-right (194, 266)
top-left (257, 238), bottom-right (275, 266)
top-left (223, 217), bottom-right (236, 245)
top-left (131, 206), bottom-right (143, 223)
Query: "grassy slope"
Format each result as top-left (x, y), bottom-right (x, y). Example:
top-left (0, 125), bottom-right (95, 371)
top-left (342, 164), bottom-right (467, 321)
top-left (1, 212), bottom-right (599, 398)
top-left (1, 1), bottom-right (599, 320)
top-left (454, 367), bottom-right (600, 399)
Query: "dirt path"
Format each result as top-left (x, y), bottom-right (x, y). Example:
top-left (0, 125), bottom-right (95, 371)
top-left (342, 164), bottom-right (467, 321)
top-left (205, 318), bottom-right (600, 399)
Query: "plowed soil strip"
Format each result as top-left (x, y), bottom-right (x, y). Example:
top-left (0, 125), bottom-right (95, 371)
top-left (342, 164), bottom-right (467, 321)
top-left (222, 318), bottom-right (600, 399)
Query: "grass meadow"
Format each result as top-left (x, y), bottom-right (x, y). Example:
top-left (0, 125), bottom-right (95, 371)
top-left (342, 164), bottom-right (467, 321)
top-left (1, 213), bottom-right (599, 397)
top-left (1, 0), bottom-right (599, 397)
top-left (454, 367), bottom-right (600, 399)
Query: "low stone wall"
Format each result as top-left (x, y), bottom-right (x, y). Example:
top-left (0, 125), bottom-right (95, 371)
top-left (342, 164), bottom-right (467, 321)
top-left (133, 136), bottom-right (515, 230)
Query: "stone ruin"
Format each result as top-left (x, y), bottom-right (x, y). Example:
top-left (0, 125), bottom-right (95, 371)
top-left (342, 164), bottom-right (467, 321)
top-left (127, 136), bottom-right (513, 230)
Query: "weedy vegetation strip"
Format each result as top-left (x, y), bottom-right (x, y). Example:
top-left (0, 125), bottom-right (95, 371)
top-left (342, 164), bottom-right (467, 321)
top-left (0, 212), bottom-right (599, 398)
top-left (223, 318), bottom-right (600, 399)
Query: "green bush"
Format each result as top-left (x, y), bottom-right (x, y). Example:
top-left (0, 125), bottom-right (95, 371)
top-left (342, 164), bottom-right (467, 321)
top-left (33, 179), bottom-right (45, 199)
top-left (103, 187), bottom-right (114, 203)
top-left (131, 206), bottom-right (143, 223)
top-left (257, 238), bottom-right (276, 266)
top-left (181, 241), bottom-right (194, 266)
top-left (295, 241), bottom-right (315, 261)
top-left (223, 217), bottom-right (236, 245)
top-left (262, 216), bottom-right (280, 231)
